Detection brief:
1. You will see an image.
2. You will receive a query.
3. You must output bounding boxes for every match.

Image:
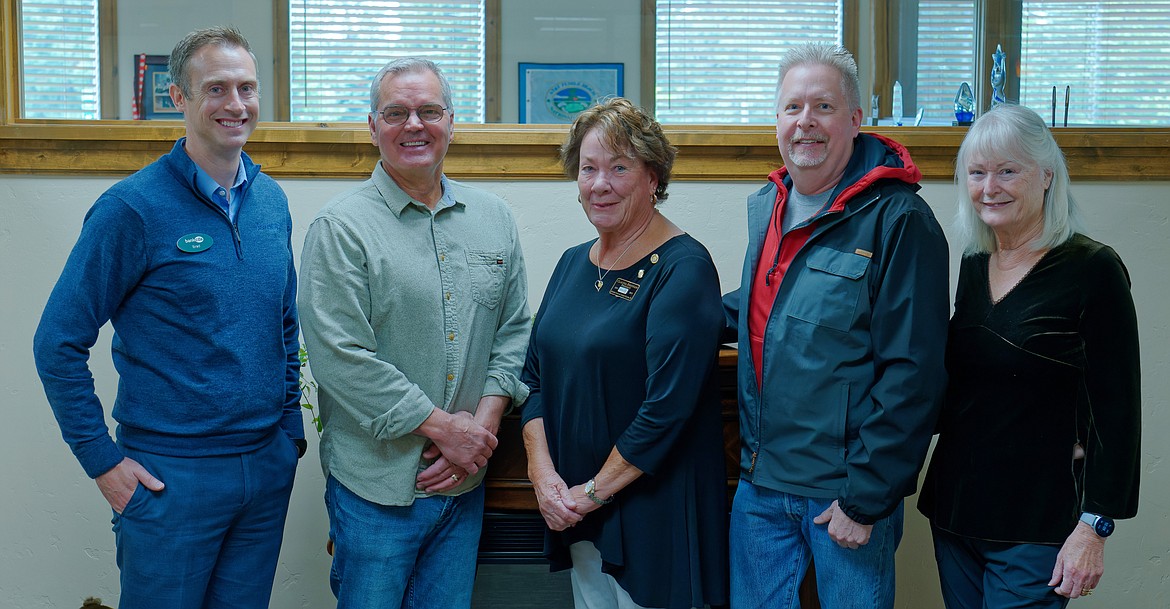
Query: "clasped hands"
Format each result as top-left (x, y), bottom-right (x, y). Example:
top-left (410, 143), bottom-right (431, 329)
top-left (529, 468), bottom-right (606, 531)
top-left (416, 409), bottom-right (498, 493)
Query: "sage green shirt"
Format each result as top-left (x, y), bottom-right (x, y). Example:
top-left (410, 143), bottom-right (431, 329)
top-left (299, 163), bottom-right (530, 506)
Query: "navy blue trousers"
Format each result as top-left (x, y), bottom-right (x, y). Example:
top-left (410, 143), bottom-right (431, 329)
top-left (932, 525), bottom-right (1070, 609)
top-left (112, 430), bottom-right (299, 609)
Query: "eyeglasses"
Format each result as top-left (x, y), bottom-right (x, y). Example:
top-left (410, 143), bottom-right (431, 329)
top-left (372, 104), bottom-right (449, 126)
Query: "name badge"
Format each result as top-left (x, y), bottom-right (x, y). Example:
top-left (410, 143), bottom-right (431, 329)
top-left (609, 278), bottom-right (640, 301)
top-left (177, 233), bottom-right (213, 253)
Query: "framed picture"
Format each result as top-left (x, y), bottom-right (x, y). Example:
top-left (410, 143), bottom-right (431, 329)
top-left (134, 54), bottom-right (181, 120)
top-left (518, 62), bottom-right (624, 124)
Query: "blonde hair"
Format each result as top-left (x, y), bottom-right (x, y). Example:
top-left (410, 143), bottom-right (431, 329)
top-left (953, 104), bottom-right (1082, 254)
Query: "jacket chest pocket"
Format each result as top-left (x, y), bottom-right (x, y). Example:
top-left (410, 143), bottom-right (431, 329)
top-left (467, 250), bottom-right (506, 309)
top-left (786, 246), bottom-right (870, 332)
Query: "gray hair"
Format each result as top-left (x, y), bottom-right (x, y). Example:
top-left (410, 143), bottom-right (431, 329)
top-left (953, 104), bottom-right (1082, 255)
top-left (168, 26), bottom-right (256, 97)
top-left (774, 43), bottom-right (861, 113)
top-left (369, 58), bottom-right (453, 113)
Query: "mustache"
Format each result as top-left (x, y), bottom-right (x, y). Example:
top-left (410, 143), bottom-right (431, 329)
top-left (790, 130), bottom-right (826, 144)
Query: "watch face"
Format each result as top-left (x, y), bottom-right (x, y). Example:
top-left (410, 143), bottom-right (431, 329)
top-left (1096, 518), bottom-right (1115, 537)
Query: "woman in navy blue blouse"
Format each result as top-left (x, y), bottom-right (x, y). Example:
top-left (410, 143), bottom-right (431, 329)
top-left (520, 98), bottom-right (729, 609)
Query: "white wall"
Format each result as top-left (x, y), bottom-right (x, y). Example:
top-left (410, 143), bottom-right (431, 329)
top-left (1, 168), bottom-right (1167, 608)
top-left (500, 0), bottom-right (643, 123)
top-left (115, 0), bottom-right (275, 121)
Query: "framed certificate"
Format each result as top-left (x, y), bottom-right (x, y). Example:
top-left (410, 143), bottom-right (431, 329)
top-left (519, 62), bottom-right (624, 124)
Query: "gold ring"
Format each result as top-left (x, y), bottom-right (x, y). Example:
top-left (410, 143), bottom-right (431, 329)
top-left (451, 474), bottom-right (460, 482)
top-left (1081, 588), bottom-right (1093, 596)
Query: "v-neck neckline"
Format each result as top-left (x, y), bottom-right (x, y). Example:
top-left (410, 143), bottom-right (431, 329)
top-left (986, 248), bottom-right (1050, 306)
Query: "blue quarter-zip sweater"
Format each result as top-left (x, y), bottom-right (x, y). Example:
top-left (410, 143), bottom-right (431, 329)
top-left (34, 139), bottom-right (304, 479)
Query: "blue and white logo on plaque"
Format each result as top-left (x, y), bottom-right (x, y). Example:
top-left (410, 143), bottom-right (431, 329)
top-left (519, 63), bottom-right (624, 124)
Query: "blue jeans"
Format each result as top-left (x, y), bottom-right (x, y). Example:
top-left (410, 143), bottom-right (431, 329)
top-left (325, 475), bottom-right (484, 609)
top-left (112, 430), bottom-right (299, 609)
top-left (932, 525), bottom-right (1070, 609)
top-left (729, 480), bottom-right (903, 609)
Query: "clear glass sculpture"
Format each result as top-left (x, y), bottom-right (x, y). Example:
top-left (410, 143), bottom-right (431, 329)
top-left (954, 82), bottom-right (975, 123)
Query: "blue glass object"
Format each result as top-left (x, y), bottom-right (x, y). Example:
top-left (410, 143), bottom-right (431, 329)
top-left (991, 45), bottom-right (1007, 108)
top-left (954, 82), bottom-right (974, 123)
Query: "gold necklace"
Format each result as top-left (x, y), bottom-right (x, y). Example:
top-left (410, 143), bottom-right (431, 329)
top-left (595, 237), bottom-right (639, 291)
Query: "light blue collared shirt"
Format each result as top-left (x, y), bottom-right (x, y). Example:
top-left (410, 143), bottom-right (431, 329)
top-left (193, 159), bottom-right (248, 222)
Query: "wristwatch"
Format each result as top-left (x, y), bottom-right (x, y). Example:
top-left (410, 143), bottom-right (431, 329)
top-left (1080, 512), bottom-right (1115, 538)
top-left (584, 478), bottom-right (613, 505)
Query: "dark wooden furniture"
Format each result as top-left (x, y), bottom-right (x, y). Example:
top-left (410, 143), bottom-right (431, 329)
top-left (481, 348), bottom-right (820, 607)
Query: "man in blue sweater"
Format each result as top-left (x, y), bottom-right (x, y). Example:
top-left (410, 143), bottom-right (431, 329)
top-left (32, 26), bottom-right (304, 609)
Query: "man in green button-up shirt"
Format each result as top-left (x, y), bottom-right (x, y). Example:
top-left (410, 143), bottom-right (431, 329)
top-left (299, 57), bottom-right (531, 609)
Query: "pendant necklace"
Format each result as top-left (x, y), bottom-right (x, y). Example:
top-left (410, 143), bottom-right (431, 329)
top-left (595, 237), bottom-right (639, 291)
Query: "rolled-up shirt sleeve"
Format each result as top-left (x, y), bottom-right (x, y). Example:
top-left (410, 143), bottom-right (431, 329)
top-left (298, 216), bottom-right (436, 439)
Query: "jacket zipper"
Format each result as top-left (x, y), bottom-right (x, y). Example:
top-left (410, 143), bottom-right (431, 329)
top-left (197, 186), bottom-right (246, 260)
top-left (746, 191), bottom-right (881, 479)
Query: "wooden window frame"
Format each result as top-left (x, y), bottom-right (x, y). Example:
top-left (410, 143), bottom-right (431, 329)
top-left (2, 0), bottom-right (1168, 182)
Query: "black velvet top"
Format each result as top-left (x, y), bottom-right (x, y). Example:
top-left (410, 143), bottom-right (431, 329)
top-left (520, 234), bottom-right (729, 609)
top-left (918, 233), bottom-right (1141, 544)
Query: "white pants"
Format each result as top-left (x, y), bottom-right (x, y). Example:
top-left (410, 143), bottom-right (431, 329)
top-left (568, 541), bottom-right (658, 609)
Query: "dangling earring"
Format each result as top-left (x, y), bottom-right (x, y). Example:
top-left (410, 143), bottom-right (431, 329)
top-left (650, 193), bottom-right (659, 206)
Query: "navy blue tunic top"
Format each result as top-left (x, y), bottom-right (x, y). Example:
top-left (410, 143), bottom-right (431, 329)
top-left (521, 234), bottom-right (729, 609)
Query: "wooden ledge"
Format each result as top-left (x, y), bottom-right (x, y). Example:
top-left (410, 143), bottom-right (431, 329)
top-left (2, 122), bottom-right (1168, 182)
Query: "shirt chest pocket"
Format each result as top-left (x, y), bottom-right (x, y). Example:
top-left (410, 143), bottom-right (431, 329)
top-left (786, 246), bottom-right (870, 332)
top-left (467, 250), bottom-right (507, 309)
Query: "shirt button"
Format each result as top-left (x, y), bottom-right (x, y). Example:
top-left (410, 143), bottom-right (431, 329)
top-left (440, 254), bottom-right (446, 261)
top-left (447, 373), bottom-right (455, 381)
top-left (448, 333), bottom-right (455, 341)
top-left (445, 292), bottom-right (451, 300)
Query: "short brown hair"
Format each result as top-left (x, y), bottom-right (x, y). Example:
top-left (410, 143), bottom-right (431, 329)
top-left (560, 98), bottom-right (677, 201)
top-left (168, 26), bottom-right (256, 96)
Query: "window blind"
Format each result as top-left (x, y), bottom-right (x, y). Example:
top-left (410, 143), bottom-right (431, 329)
top-left (1020, 1), bottom-right (1170, 125)
top-left (20, 0), bottom-right (100, 119)
top-left (654, 0), bottom-right (842, 125)
top-left (916, 1), bottom-right (976, 124)
top-left (289, 0), bottom-right (485, 122)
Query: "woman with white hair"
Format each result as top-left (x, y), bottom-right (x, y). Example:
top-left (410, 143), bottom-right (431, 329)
top-left (917, 104), bottom-right (1141, 608)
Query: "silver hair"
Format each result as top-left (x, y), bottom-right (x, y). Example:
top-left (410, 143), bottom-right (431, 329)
top-left (774, 42), bottom-right (861, 113)
top-left (369, 57), bottom-right (453, 113)
top-left (953, 104), bottom-right (1082, 255)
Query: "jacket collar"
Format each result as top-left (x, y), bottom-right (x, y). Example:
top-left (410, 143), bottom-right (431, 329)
top-left (165, 137), bottom-right (261, 197)
top-left (765, 132), bottom-right (922, 222)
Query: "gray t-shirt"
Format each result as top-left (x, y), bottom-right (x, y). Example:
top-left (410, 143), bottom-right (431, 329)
top-left (782, 187), bottom-right (833, 234)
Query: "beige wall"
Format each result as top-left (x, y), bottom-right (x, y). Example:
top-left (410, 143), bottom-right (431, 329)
top-left (1, 172), bottom-right (1166, 608)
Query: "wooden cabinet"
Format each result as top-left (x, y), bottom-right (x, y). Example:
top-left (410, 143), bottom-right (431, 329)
top-left (482, 349), bottom-right (741, 511)
top-left (481, 348), bottom-right (820, 607)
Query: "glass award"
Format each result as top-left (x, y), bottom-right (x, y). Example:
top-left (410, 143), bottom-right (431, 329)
top-left (954, 82), bottom-right (974, 124)
top-left (991, 44), bottom-right (1007, 108)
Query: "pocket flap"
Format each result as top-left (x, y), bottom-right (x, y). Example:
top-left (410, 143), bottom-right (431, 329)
top-left (805, 246), bottom-right (869, 280)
